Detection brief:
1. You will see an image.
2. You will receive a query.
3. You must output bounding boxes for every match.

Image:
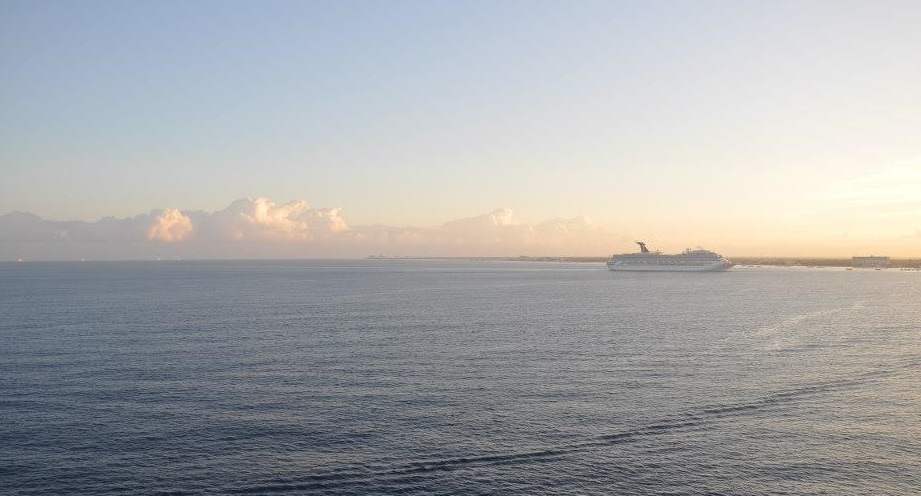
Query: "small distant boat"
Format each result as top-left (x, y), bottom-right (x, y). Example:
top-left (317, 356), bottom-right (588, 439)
top-left (607, 242), bottom-right (734, 272)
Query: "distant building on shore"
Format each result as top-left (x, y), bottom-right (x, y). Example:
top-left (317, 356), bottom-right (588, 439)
top-left (852, 256), bottom-right (890, 268)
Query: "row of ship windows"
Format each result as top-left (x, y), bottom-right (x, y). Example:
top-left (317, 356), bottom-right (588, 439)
top-left (617, 260), bottom-right (718, 265)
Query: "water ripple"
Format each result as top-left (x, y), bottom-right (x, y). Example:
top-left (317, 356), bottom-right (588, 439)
top-left (227, 370), bottom-right (899, 494)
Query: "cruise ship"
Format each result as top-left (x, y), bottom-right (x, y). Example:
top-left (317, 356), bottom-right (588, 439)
top-left (607, 242), bottom-right (734, 272)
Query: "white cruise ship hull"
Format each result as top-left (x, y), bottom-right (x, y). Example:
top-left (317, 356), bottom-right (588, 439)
top-left (606, 260), bottom-right (733, 272)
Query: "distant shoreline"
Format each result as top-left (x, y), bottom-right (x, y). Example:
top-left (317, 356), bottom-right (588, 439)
top-left (369, 255), bottom-right (921, 269)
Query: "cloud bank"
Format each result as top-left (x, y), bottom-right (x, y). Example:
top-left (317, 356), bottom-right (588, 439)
top-left (0, 198), bottom-right (616, 260)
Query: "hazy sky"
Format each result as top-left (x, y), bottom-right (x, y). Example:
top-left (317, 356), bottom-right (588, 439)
top-left (1, 0), bottom-right (919, 259)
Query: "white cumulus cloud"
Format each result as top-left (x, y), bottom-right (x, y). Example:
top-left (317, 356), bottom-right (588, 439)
top-left (147, 209), bottom-right (194, 242)
top-left (200, 198), bottom-right (349, 242)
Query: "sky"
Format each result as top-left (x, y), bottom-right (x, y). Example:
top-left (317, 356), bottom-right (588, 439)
top-left (1, 0), bottom-right (919, 260)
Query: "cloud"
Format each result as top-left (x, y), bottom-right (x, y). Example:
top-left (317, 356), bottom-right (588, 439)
top-left (438, 208), bottom-right (532, 244)
top-left (345, 209), bottom-right (529, 249)
top-left (197, 198), bottom-right (348, 242)
top-left (0, 198), bottom-right (351, 247)
top-left (349, 208), bottom-right (614, 256)
top-left (0, 211), bottom-right (53, 241)
top-left (148, 209), bottom-right (194, 242)
top-left (0, 210), bottom-right (152, 242)
top-left (0, 198), bottom-right (619, 260)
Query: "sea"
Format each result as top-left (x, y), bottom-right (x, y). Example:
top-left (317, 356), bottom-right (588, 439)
top-left (1, 259), bottom-right (919, 495)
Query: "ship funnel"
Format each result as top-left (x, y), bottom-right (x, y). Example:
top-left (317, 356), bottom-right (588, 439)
top-left (637, 241), bottom-right (649, 253)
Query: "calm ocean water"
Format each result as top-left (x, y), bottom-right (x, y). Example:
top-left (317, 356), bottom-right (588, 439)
top-left (1, 260), bottom-right (919, 495)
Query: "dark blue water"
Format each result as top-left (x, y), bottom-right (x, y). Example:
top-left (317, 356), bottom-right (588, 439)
top-left (1, 260), bottom-right (919, 495)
